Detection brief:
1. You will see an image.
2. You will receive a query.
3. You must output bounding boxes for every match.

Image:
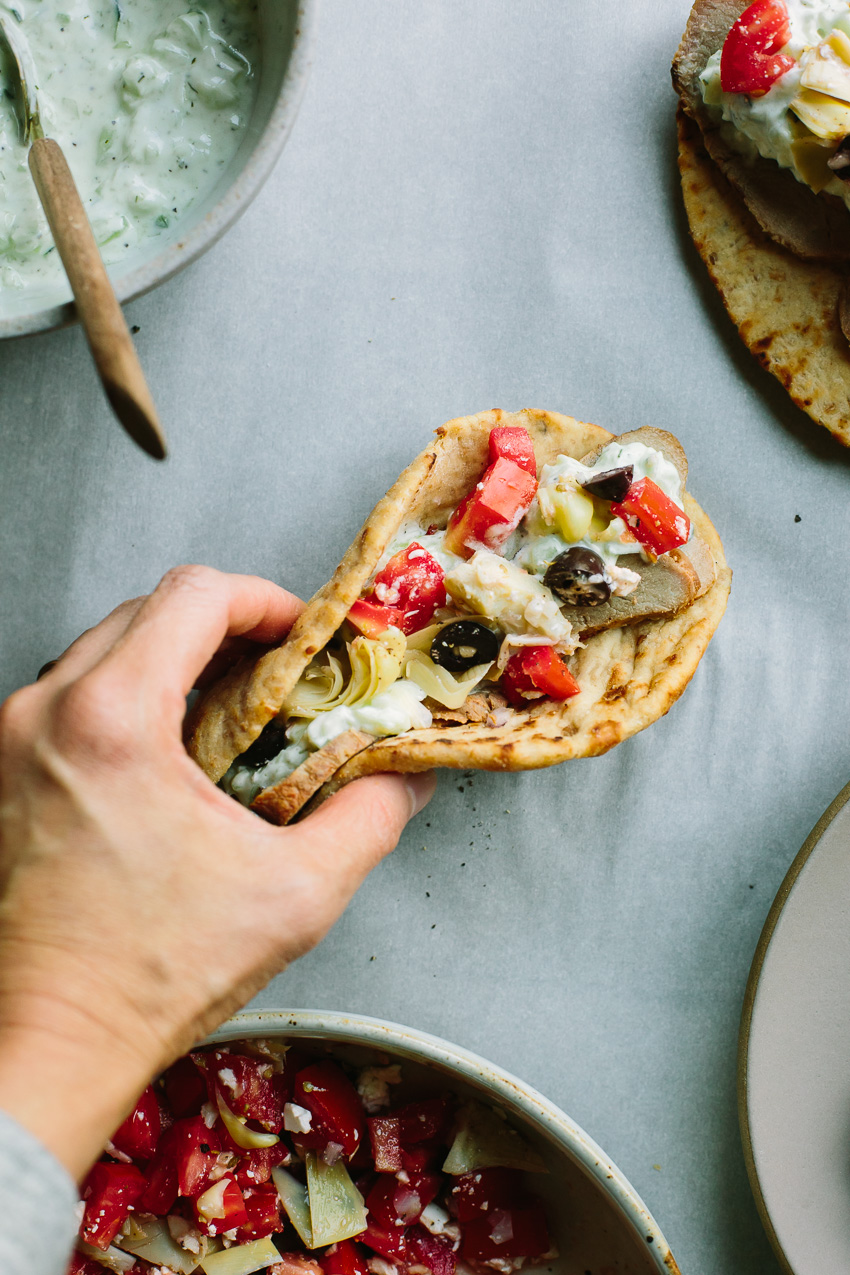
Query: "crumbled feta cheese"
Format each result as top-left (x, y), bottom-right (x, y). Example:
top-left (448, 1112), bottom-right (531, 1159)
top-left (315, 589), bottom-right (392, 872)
top-left (217, 1067), bottom-right (238, 1093)
top-left (608, 562), bottom-right (641, 597)
top-left (283, 1102), bottom-right (313, 1133)
top-left (368, 1260), bottom-right (399, 1275)
top-left (357, 1064), bottom-right (403, 1113)
top-left (201, 1100), bottom-right (218, 1129)
top-left (420, 1202), bottom-right (460, 1239)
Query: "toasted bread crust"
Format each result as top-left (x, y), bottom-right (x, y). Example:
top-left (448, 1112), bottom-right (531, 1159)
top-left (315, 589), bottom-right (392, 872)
top-left (250, 730), bottom-right (376, 825)
top-left (677, 107), bottom-right (850, 446)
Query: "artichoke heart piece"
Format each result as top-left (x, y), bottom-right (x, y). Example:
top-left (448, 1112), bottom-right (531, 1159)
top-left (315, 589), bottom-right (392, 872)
top-left (284, 630), bottom-right (406, 719)
top-left (403, 648), bottom-right (492, 709)
top-left (442, 1100), bottom-right (548, 1176)
top-left (790, 88), bottom-right (850, 140)
top-left (305, 1151), bottom-right (368, 1246)
top-left (790, 136), bottom-right (838, 191)
top-left (272, 1166), bottom-right (313, 1246)
top-left (799, 30), bottom-right (850, 104)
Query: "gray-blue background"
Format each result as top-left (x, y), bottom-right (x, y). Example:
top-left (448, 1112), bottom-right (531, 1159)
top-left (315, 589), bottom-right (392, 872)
top-left (2, 4), bottom-right (848, 1272)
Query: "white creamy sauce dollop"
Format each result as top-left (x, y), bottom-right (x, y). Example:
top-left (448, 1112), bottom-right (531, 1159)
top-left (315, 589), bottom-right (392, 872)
top-left (224, 682), bottom-right (433, 808)
top-left (0, 0), bottom-right (258, 297)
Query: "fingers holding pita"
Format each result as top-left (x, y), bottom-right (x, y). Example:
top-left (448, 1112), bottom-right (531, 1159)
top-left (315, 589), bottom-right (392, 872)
top-left (92, 567), bottom-right (305, 718)
top-left (289, 771), bottom-right (436, 898)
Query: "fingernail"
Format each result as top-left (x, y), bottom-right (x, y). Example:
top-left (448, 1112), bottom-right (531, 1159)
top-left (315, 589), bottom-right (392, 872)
top-left (405, 771), bottom-right (437, 818)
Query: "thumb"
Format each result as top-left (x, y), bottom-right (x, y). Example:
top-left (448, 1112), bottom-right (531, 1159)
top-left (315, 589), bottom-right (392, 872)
top-left (294, 771), bottom-right (436, 890)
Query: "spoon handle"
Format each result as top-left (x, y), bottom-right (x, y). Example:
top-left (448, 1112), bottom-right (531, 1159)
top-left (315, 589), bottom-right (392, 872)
top-left (28, 137), bottom-right (168, 460)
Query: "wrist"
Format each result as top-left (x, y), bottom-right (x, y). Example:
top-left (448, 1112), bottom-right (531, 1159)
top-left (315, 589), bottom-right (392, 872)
top-left (0, 1019), bottom-right (156, 1182)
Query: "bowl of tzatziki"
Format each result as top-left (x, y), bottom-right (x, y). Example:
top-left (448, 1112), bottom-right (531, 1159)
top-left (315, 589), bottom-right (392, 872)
top-left (0, 0), bottom-right (316, 337)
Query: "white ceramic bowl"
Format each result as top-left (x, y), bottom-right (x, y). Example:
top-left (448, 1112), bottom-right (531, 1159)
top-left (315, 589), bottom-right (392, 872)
top-left (207, 1008), bottom-right (681, 1275)
top-left (0, 0), bottom-right (317, 339)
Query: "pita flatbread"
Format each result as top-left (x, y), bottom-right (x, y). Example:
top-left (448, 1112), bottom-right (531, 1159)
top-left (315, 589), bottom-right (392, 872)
top-left (678, 109), bottom-right (850, 447)
top-left (672, 2), bottom-right (850, 445)
top-left (186, 410), bottom-right (730, 820)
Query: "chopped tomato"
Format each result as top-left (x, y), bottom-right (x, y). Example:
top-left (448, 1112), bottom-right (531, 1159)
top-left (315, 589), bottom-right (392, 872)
top-left (450, 1167), bottom-right (526, 1221)
top-left (194, 1175), bottom-right (250, 1236)
top-left (164, 1115), bottom-right (221, 1197)
top-left (347, 598), bottom-right (407, 638)
top-left (234, 1181), bottom-right (282, 1240)
top-left (68, 1254), bottom-right (105, 1275)
top-left (293, 1060), bottom-right (366, 1158)
top-left (361, 1219), bottom-right (409, 1262)
top-left (461, 1203), bottom-right (551, 1265)
top-left (500, 646), bottom-right (580, 707)
top-left (319, 1240), bottom-right (371, 1275)
top-left (395, 1097), bottom-right (450, 1145)
top-left (140, 1145), bottom-right (179, 1215)
top-left (370, 544), bottom-right (447, 634)
top-left (365, 1170), bottom-right (440, 1229)
top-left (368, 1115), bottom-right (403, 1172)
top-left (407, 1225), bottom-right (458, 1275)
top-left (109, 1084), bottom-right (161, 1160)
top-left (488, 425), bottom-right (537, 476)
top-left (163, 1055), bottom-right (207, 1117)
top-left (208, 1050), bottom-right (285, 1132)
top-left (611, 477), bottom-right (690, 559)
top-left (234, 1143), bottom-right (290, 1187)
top-left (80, 1161), bottom-right (146, 1250)
top-left (720, 0), bottom-right (794, 95)
top-left (444, 457), bottom-right (537, 558)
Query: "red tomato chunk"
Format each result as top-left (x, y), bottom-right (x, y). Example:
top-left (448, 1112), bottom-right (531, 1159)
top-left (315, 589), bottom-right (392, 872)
top-left (407, 1225), bottom-right (457, 1275)
top-left (207, 1050), bottom-right (285, 1131)
top-left (369, 1114), bottom-right (403, 1172)
top-left (611, 477), bottom-right (690, 560)
top-left (293, 1060), bottom-right (366, 1158)
top-left (488, 426), bottom-right (537, 476)
top-left (109, 1084), bottom-right (161, 1160)
top-left (444, 457), bottom-right (537, 558)
top-left (501, 646), bottom-right (580, 707)
top-left (80, 1161), bottom-right (146, 1250)
top-left (461, 1203), bottom-right (552, 1264)
top-left (451, 1167), bottom-right (527, 1221)
top-left (371, 544), bottom-right (447, 634)
top-left (319, 1239), bottom-right (371, 1275)
top-left (237, 1180), bottom-right (282, 1238)
top-left (720, 0), bottom-right (794, 95)
top-left (347, 598), bottom-right (407, 638)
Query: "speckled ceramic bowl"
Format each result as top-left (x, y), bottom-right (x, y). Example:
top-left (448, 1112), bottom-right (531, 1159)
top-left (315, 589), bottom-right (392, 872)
top-left (0, 0), bottom-right (317, 339)
top-left (207, 1009), bottom-right (681, 1275)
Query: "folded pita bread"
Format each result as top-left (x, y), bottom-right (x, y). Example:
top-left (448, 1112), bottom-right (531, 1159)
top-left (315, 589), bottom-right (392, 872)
top-left (673, 1), bottom-right (850, 446)
top-left (185, 410), bottom-right (730, 822)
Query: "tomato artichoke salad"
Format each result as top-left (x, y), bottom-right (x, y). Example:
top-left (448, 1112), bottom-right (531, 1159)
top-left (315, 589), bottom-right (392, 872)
top-left (224, 424), bottom-right (691, 805)
top-left (69, 1040), bottom-right (557, 1275)
top-left (699, 0), bottom-right (850, 200)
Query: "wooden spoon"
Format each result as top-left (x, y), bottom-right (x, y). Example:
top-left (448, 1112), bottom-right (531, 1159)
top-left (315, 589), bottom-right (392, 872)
top-left (0, 11), bottom-right (168, 459)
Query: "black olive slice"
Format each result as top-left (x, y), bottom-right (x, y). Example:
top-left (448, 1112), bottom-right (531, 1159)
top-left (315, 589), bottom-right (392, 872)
top-left (237, 722), bottom-right (290, 770)
top-left (430, 620), bottom-right (500, 672)
top-left (580, 465), bottom-right (633, 503)
top-left (544, 547), bottom-right (611, 607)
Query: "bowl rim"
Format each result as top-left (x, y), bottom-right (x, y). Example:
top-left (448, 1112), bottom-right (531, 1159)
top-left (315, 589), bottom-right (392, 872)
top-left (0, 0), bottom-right (319, 340)
top-left (207, 1007), bottom-right (681, 1275)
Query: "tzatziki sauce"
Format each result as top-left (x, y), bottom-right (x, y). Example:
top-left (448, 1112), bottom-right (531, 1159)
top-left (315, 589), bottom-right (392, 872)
top-left (0, 0), bottom-right (259, 300)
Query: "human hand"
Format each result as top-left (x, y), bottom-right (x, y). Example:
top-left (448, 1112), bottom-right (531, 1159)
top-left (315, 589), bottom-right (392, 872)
top-left (0, 566), bottom-right (434, 1181)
